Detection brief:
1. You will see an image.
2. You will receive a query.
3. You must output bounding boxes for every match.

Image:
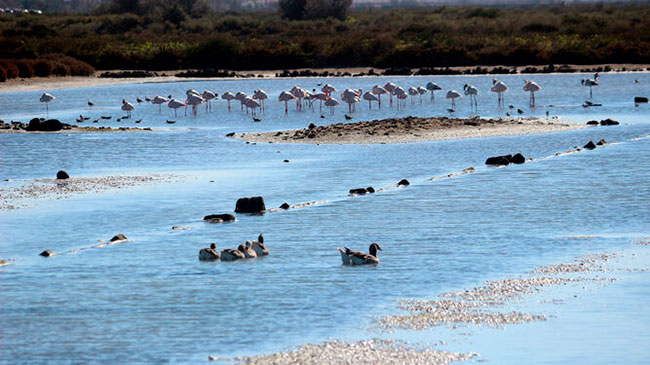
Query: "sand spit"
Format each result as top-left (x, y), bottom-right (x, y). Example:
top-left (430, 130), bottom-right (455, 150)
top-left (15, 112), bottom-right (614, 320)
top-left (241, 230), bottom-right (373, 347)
top-left (234, 116), bottom-right (581, 145)
top-left (379, 252), bottom-right (619, 331)
top-left (224, 339), bottom-right (476, 365)
top-left (1, 174), bottom-right (180, 210)
top-left (0, 121), bottom-right (151, 134)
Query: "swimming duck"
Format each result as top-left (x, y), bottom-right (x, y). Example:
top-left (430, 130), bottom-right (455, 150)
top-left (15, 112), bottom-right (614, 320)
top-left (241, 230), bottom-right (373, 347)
top-left (251, 233), bottom-right (269, 256)
top-left (199, 243), bottom-right (220, 261)
top-left (338, 243), bottom-right (382, 265)
top-left (243, 242), bottom-right (257, 258)
top-left (220, 246), bottom-right (246, 261)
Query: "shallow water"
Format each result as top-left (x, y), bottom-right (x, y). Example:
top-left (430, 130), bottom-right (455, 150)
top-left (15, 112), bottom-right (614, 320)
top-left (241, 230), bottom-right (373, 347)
top-left (0, 74), bottom-right (649, 363)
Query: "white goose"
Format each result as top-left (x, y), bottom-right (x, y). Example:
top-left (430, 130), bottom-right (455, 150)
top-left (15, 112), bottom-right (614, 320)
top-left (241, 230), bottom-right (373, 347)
top-left (199, 243), bottom-right (220, 261)
top-left (338, 243), bottom-right (382, 265)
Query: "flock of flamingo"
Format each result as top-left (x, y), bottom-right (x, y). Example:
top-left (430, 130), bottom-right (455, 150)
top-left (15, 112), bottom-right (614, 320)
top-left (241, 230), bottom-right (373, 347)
top-left (37, 75), bottom-right (606, 119)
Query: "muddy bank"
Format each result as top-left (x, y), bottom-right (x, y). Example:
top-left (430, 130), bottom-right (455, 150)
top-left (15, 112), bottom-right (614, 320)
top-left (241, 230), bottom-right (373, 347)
top-left (0, 119), bottom-right (151, 133)
top-left (234, 116), bottom-right (582, 145)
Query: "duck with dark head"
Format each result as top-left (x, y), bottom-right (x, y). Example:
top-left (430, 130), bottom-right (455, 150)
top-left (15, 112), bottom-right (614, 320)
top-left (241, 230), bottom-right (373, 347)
top-left (338, 243), bottom-right (382, 265)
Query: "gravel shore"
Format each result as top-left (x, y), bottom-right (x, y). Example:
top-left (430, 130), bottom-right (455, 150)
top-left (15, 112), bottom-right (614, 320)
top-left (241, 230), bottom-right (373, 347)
top-left (234, 116), bottom-right (581, 145)
top-left (1, 174), bottom-right (180, 210)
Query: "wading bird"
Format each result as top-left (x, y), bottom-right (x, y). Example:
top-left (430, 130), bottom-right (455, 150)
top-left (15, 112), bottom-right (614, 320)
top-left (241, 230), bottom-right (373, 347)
top-left (40, 93), bottom-right (55, 116)
top-left (523, 80), bottom-right (542, 107)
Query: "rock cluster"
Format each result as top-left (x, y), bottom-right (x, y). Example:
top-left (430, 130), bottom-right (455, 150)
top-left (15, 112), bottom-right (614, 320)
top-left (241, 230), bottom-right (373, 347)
top-left (485, 153), bottom-right (526, 166)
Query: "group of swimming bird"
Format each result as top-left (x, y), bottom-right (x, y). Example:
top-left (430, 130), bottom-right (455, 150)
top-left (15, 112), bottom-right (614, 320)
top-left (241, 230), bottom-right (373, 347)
top-left (199, 233), bottom-right (269, 262)
top-left (199, 233), bottom-right (382, 266)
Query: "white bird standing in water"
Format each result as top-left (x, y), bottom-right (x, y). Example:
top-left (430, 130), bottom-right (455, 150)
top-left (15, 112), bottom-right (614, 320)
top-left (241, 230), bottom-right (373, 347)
top-left (446, 90), bottom-right (462, 110)
top-left (581, 73), bottom-right (599, 99)
top-left (523, 80), bottom-right (542, 107)
top-left (491, 79), bottom-right (509, 107)
top-left (121, 99), bottom-right (135, 118)
top-left (40, 93), bottom-right (55, 116)
top-left (463, 83), bottom-right (479, 110)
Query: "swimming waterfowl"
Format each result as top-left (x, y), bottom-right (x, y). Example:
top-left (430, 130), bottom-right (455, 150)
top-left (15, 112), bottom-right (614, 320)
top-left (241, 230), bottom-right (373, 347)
top-left (338, 243), bottom-right (382, 265)
top-left (199, 243), bottom-right (220, 261)
top-left (220, 246), bottom-right (246, 261)
top-left (251, 233), bottom-right (269, 256)
top-left (243, 242), bottom-right (257, 258)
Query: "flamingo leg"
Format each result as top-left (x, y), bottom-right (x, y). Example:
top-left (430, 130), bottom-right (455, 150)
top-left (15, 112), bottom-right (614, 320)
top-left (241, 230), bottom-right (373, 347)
top-left (227, 101), bottom-right (231, 111)
top-left (378, 95), bottom-right (381, 109)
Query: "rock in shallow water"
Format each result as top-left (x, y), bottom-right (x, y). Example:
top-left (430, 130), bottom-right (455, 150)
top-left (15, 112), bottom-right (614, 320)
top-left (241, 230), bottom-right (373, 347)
top-left (110, 234), bottom-right (128, 242)
top-left (203, 213), bottom-right (236, 223)
top-left (56, 170), bottom-right (69, 179)
top-left (235, 196), bottom-right (266, 213)
top-left (39, 249), bottom-right (54, 257)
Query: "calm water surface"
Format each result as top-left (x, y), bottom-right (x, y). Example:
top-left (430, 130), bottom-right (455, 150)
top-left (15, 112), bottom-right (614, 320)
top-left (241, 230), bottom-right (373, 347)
top-left (1, 74), bottom-right (649, 363)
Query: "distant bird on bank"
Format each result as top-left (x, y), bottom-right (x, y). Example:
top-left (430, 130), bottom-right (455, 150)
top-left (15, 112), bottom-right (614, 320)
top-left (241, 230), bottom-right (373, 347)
top-left (135, 119), bottom-right (142, 124)
top-left (253, 117), bottom-right (261, 122)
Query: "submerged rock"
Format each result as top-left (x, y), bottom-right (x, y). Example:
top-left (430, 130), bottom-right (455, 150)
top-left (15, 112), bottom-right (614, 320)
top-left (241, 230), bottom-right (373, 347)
top-left (634, 96), bottom-right (648, 104)
top-left (596, 139), bottom-right (607, 146)
top-left (397, 179), bottom-right (410, 186)
top-left (600, 118), bottom-right (619, 126)
top-left (586, 120), bottom-right (599, 125)
top-left (235, 196), bottom-right (266, 213)
top-left (110, 234), bottom-right (128, 242)
top-left (349, 187), bottom-right (375, 195)
top-left (279, 202), bottom-right (290, 209)
top-left (56, 170), bottom-right (69, 180)
top-left (203, 214), bottom-right (236, 223)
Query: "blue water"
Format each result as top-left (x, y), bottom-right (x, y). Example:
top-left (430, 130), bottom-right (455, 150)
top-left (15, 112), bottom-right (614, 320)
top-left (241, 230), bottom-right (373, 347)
top-left (0, 73), bottom-right (649, 363)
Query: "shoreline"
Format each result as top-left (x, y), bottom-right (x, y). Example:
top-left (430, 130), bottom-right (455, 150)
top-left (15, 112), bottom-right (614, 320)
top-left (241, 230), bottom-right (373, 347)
top-left (233, 116), bottom-right (584, 145)
top-left (1, 63), bottom-right (649, 94)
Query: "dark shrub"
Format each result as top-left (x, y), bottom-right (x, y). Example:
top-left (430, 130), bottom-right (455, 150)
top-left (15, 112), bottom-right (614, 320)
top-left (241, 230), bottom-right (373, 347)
top-left (32, 59), bottom-right (53, 77)
top-left (0, 60), bottom-right (19, 79)
top-left (14, 59), bottom-right (34, 78)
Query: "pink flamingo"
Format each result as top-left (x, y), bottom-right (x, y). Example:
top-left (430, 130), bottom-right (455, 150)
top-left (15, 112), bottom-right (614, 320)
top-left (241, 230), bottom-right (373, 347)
top-left (446, 90), bottom-right (462, 110)
top-left (121, 99), bottom-right (135, 118)
top-left (290, 86), bottom-right (309, 111)
top-left (278, 91), bottom-right (295, 114)
top-left (341, 89), bottom-right (360, 113)
top-left (321, 84), bottom-right (337, 100)
top-left (185, 93), bottom-right (204, 116)
top-left (151, 95), bottom-right (168, 113)
top-left (168, 99), bottom-right (186, 117)
top-left (245, 98), bottom-right (261, 116)
top-left (426, 82), bottom-right (441, 101)
top-left (202, 91), bottom-right (216, 112)
top-left (40, 92), bottom-right (55, 116)
top-left (253, 90), bottom-right (269, 112)
top-left (362, 91), bottom-right (378, 109)
top-left (523, 80), bottom-right (542, 107)
top-left (393, 87), bottom-right (408, 110)
top-left (491, 79), bottom-right (509, 107)
top-left (221, 92), bottom-right (235, 111)
top-left (371, 85), bottom-right (388, 109)
top-left (408, 87), bottom-right (419, 105)
top-left (384, 82), bottom-right (397, 106)
top-left (235, 92), bottom-right (248, 111)
top-left (325, 97), bottom-right (340, 115)
top-left (417, 86), bottom-right (428, 104)
top-left (310, 92), bottom-right (328, 112)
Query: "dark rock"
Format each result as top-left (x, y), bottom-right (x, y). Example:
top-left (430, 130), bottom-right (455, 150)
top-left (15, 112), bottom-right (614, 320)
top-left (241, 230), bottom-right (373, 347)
top-left (308, 123), bottom-right (317, 129)
top-left (39, 249), bottom-right (54, 257)
top-left (283, 159), bottom-right (289, 163)
top-left (485, 155), bottom-right (512, 166)
top-left (56, 170), bottom-right (69, 179)
top-left (26, 119), bottom-right (64, 132)
top-left (596, 139), bottom-right (607, 146)
top-left (586, 120), bottom-right (599, 125)
top-left (349, 188), bottom-right (369, 195)
top-left (510, 153), bottom-right (526, 164)
top-left (235, 196), bottom-right (266, 213)
top-left (600, 118), bottom-right (619, 126)
top-left (279, 202), bottom-right (290, 209)
top-left (203, 213), bottom-right (236, 223)
top-left (583, 141), bottom-right (597, 149)
top-left (366, 187), bottom-right (375, 193)
top-left (397, 179), bottom-right (410, 186)
top-left (225, 132), bottom-right (235, 137)
top-left (110, 234), bottom-right (128, 242)
top-left (307, 132), bottom-right (316, 139)
top-left (634, 97), bottom-right (648, 103)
